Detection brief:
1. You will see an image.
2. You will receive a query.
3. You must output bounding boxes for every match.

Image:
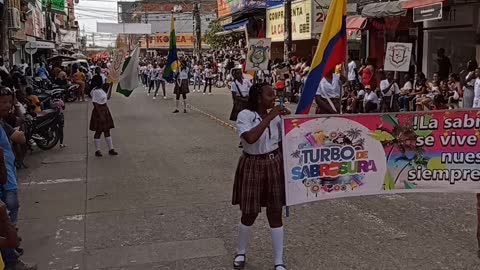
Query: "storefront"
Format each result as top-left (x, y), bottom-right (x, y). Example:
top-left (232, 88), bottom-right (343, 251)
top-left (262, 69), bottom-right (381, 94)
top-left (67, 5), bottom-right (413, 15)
top-left (140, 33), bottom-right (210, 55)
top-left (418, 2), bottom-right (480, 78)
top-left (361, 1), bottom-right (418, 71)
top-left (266, 0), bottom-right (333, 60)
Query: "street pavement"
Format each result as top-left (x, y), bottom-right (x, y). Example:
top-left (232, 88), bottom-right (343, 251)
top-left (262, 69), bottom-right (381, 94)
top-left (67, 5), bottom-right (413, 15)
top-left (14, 84), bottom-right (480, 269)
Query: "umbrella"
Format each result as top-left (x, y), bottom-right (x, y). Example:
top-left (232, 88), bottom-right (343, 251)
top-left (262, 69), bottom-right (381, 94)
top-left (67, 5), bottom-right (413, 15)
top-left (72, 53), bottom-right (88, 59)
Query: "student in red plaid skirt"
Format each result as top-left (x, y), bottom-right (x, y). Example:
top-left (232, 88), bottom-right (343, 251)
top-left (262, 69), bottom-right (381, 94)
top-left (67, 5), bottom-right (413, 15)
top-left (232, 83), bottom-right (290, 270)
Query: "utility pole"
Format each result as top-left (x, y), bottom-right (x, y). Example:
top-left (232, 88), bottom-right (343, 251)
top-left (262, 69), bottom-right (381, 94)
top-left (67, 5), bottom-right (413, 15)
top-left (284, 0), bottom-right (292, 62)
top-left (45, 0), bottom-right (52, 41)
top-left (144, 4), bottom-right (149, 51)
top-left (0, 0), bottom-right (9, 62)
top-left (193, 0), bottom-right (201, 61)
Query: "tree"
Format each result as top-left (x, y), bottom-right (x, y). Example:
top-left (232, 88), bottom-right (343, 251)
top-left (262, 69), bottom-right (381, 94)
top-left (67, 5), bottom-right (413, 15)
top-left (204, 21), bottom-right (224, 51)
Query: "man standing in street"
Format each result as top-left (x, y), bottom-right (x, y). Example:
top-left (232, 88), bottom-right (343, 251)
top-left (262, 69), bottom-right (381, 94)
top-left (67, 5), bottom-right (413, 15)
top-left (0, 86), bottom-right (37, 270)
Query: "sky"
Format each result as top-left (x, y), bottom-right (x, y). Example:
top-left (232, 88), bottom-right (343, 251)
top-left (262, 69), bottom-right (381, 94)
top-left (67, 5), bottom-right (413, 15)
top-left (75, 0), bottom-right (121, 47)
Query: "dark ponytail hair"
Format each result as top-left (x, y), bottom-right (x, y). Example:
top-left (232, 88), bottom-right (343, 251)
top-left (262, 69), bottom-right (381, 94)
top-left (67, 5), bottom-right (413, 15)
top-left (246, 82), bottom-right (269, 112)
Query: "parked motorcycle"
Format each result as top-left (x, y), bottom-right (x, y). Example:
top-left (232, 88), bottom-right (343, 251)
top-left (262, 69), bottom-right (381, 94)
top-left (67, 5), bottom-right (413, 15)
top-left (24, 109), bottom-right (63, 150)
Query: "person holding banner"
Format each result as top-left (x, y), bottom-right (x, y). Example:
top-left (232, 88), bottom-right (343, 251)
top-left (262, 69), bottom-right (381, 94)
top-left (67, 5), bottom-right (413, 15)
top-left (314, 68), bottom-right (346, 114)
top-left (232, 83), bottom-right (290, 270)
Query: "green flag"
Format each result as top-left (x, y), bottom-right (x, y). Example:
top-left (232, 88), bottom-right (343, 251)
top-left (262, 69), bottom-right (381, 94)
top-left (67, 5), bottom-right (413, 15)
top-left (117, 47), bottom-right (140, 97)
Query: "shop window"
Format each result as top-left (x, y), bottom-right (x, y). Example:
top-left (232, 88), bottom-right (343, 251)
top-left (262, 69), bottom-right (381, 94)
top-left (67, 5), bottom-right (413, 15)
top-left (425, 28), bottom-right (476, 79)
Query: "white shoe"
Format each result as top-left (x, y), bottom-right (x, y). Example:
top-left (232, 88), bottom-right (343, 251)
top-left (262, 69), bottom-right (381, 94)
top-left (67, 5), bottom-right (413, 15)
top-left (203, 93), bottom-right (206, 95)
top-left (193, 90), bottom-right (196, 93)
top-left (208, 93), bottom-right (212, 95)
top-left (163, 96), bottom-right (167, 99)
top-left (153, 96), bottom-right (156, 100)
top-left (147, 93), bottom-right (150, 96)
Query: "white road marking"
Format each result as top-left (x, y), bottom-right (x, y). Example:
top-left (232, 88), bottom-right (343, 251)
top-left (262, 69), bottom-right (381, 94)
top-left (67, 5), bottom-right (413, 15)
top-left (337, 200), bottom-right (408, 239)
top-left (22, 178), bottom-right (84, 185)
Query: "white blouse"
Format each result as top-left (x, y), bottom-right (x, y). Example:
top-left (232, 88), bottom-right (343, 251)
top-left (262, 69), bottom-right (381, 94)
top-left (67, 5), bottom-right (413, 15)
top-left (236, 109), bottom-right (281, 155)
top-left (91, 87), bottom-right (107, 105)
top-left (316, 74), bottom-right (341, 98)
top-left (231, 79), bottom-right (252, 97)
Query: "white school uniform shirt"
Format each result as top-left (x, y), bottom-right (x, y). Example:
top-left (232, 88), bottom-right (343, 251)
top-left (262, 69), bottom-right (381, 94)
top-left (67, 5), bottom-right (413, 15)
top-left (236, 109), bottom-right (281, 155)
top-left (316, 74), bottom-right (341, 99)
top-left (473, 78), bottom-right (480, 108)
top-left (380, 79), bottom-right (400, 96)
top-left (179, 68), bottom-right (189, 80)
top-left (231, 79), bottom-right (252, 97)
top-left (364, 91), bottom-right (379, 105)
top-left (91, 87), bottom-right (107, 105)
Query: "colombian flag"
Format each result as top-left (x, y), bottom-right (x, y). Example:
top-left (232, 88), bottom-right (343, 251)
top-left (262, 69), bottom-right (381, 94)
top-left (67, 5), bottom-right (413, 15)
top-left (295, 0), bottom-right (347, 114)
top-left (163, 15), bottom-right (178, 82)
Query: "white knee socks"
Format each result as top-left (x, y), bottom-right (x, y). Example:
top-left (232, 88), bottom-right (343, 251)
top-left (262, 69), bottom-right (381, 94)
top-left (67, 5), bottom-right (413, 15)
top-left (94, 139), bottom-right (101, 151)
top-left (235, 223), bottom-right (252, 262)
top-left (105, 137), bottom-right (114, 150)
top-left (271, 227), bottom-right (284, 265)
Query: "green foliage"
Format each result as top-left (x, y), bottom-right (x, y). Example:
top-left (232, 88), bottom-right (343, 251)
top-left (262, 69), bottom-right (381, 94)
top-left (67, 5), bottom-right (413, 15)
top-left (204, 21), bottom-right (224, 50)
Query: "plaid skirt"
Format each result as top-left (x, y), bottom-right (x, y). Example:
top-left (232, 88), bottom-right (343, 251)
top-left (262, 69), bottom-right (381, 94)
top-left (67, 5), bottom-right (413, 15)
top-left (174, 79), bottom-right (190, 95)
top-left (232, 149), bottom-right (286, 214)
top-left (229, 98), bottom-right (248, 121)
top-left (89, 104), bottom-right (115, 132)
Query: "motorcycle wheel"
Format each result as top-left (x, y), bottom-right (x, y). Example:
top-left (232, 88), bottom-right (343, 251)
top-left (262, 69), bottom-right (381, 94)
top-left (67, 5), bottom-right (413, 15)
top-left (35, 128), bottom-right (60, 150)
top-left (215, 80), bottom-right (226, 88)
top-left (65, 93), bottom-right (77, 103)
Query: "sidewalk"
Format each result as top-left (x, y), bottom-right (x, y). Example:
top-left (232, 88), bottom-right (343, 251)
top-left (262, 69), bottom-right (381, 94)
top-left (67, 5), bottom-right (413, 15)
top-left (17, 102), bottom-right (89, 269)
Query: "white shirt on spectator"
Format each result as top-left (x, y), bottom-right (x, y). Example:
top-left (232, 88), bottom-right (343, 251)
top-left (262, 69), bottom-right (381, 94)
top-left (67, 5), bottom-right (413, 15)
top-left (380, 79), bottom-right (400, 96)
top-left (316, 74), bottom-right (341, 99)
top-left (348, 60), bottom-right (357, 81)
top-left (402, 81), bottom-right (413, 91)
top-left (231, 79), bottom-right (252, 97)
top-left (364, 91), bottom-right (379, 105)
top-left (236, 109), bottom-right (281, 155)
top-left (357, 89), bottom-right (365, 98)
top-left (473, 78), bottom-right (480, 108)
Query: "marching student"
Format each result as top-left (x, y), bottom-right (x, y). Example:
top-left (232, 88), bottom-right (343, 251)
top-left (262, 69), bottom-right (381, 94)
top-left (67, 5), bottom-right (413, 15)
top-left (232, 83), bottom-right (290, 270)
top-left (229, 69), bottom-right (252, 121)
top-left (173, 60), bottom-right (190, 113)
top-left (89, 75), bottom-right (118, 157)
top-left (154, 61), bottom-right (167, 100)
top-left (147, 64), bottom-right (159, 97)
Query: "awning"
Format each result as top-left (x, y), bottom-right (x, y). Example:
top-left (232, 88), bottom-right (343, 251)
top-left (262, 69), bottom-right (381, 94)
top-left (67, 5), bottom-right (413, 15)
top-left (402, 0), bottom-right (445, 9)
top-left (346, 16), bottom-right (367, 40)
top-left (362, 1), bottom-right (407, 18)
top-left (223, 19), bottom-right (249, 31)
top-left (215, 30), bottom-right (233, 36)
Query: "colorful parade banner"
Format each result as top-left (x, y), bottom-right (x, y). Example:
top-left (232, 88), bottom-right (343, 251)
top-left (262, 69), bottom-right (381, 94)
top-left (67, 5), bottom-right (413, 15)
top-left (282, 111), bottom-right (480, 206)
